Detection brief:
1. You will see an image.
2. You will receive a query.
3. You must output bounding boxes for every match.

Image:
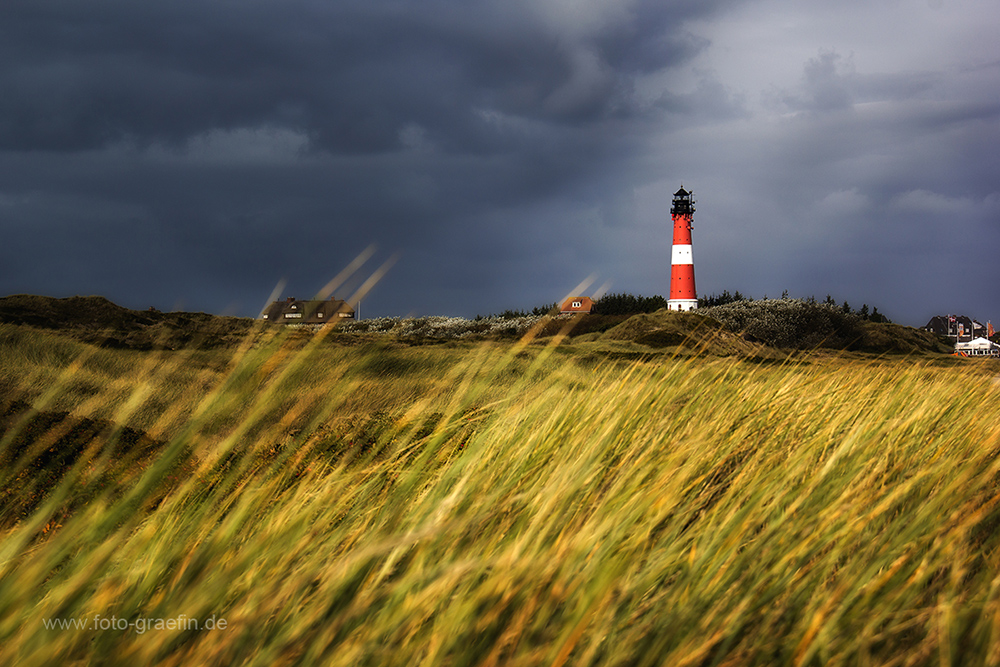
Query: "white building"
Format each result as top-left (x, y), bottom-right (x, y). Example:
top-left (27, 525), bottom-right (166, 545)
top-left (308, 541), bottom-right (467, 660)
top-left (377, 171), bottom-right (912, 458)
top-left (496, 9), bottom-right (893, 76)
top-left (954, 337), bottom-right (1000, 357)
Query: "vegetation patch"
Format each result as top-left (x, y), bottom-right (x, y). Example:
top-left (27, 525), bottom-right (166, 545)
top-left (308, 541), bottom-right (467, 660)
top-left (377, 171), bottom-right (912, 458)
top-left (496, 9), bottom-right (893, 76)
top-left (0, 294), bottom-right (952, 355)
top-left (855, 321), bottom-right (954, 354)
top-left (2, 317), bottom-right (1000, 665)
top-left (599, 309), bottom-right (764, 355)
top-left (0, 400), bottom-right (167, 529)
top-left (0, 295), bottom-right (255, 350)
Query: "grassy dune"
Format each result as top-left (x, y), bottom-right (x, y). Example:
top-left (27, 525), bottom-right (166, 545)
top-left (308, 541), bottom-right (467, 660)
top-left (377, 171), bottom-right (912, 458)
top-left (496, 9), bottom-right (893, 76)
top-left (2, 319), bottom-right (1000, 666)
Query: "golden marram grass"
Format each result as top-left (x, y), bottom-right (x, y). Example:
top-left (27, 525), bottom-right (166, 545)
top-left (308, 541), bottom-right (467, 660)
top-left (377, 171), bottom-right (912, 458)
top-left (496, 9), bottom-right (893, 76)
top-left (2, 319), bottom-right (1000, 666)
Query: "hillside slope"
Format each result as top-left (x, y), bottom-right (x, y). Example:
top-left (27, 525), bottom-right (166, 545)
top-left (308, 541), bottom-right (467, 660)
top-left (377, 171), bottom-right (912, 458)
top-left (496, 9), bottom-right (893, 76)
top-left (3, 319), bottom-right (1000, 665)
top-left (0, 295), bottom-right (254, 350)
top-left (601, 304), bottom-right (951, 355)
top-left (598, 310), bottom-right (764, 356)
top-left (0, 294), bottom-right (954, 356)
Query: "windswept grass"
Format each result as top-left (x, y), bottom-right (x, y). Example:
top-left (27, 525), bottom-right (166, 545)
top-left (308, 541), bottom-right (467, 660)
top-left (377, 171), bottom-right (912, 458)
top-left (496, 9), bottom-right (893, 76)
top-left (2, 321), bottom-right (1000, 666)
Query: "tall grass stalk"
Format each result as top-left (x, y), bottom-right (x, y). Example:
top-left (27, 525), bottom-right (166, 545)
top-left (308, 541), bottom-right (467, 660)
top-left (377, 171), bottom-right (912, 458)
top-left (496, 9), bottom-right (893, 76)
top-left (2, 324), bottom-right (1000, 666)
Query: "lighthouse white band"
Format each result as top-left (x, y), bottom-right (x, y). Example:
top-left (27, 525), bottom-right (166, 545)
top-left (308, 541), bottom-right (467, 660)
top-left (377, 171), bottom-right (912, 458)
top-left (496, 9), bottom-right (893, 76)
top-left (667, 299), bottom-right (698, 312)
top-left (671, 244), bottom-right (693, 265)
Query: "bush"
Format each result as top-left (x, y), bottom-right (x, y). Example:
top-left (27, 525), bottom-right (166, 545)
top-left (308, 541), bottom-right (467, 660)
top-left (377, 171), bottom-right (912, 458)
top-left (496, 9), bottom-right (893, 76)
top-left (592, 293), bottom-right (667, 316)
top-left (339, 315), bottom-right (547, 339)
top-left (701, 299), bottom-right (865, 349)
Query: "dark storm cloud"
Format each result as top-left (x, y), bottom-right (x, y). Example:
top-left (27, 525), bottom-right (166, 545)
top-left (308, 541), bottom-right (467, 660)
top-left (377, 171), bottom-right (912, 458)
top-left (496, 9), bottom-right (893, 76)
top-left (0, 0), bottom-right (726, 154)
top-left (1, 0), bottom-right (997, 323)
top-left (765, 50), bottom-right (951, 115)
top-left (1, 0), bottom-right (747, 316)
top-left (650, 6), bottom-right (1000, 323)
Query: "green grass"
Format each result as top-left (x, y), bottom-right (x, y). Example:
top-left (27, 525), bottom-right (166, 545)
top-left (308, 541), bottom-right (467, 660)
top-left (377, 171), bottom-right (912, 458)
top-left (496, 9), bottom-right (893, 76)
top-left (2, 321), bottom-right (1000, 666)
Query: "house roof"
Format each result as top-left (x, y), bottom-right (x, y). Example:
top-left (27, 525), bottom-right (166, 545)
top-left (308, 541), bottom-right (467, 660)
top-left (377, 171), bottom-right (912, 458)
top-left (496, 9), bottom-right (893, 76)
top-left (924, 315), bottom-right (983, 333)
top-left (956, 337), bottom-right (998, 349)
top-left (560, 296), bottom-right (594, 313)
top-left (261, 297), bottom-right (355, 323)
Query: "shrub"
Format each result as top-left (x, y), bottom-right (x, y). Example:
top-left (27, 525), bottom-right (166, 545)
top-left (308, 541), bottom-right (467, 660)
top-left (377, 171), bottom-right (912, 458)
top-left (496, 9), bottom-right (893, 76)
top-left (591, 293), bottom-right (667, 316)
top-left (339, 314), bottom-right (548, 339)
top-left (701, 298), bottom-right (865, 349)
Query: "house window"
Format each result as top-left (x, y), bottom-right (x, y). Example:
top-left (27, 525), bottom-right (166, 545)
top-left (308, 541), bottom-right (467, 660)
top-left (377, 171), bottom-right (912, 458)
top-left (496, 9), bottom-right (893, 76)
top-left (262, 314), bottom-right (268, 319)
top-left (317, 312), bottom-right (324, 318)
top-left (572, 301), bottom-right (581, 308)
top-left (284, 313), bottom-right (302, 319)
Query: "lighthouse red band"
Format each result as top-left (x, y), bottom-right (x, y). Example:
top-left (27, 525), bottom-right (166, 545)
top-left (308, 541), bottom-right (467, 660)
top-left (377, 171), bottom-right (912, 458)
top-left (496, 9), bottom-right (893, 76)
top-left (668, 187), bottom-right (698, 311)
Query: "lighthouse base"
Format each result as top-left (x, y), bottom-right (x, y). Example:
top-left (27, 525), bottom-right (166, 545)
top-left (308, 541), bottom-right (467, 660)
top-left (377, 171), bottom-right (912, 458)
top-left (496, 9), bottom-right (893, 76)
top-left (667, 299), bottom-right (698, 312)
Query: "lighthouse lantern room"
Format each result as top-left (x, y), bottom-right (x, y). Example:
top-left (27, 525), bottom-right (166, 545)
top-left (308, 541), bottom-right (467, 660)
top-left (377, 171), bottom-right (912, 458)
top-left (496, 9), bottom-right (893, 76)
top-left (668, 187), bottom-right (698, 311)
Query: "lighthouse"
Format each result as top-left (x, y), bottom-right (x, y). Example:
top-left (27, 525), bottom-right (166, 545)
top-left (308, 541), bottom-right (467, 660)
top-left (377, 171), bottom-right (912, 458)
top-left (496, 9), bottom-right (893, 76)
top-left (668, 187), bottom-right (698, 311)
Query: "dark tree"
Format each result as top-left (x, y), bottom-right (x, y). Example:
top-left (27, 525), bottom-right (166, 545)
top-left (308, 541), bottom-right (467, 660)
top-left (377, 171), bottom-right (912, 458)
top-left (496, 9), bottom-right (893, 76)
top-left (698, 290), bottom-right (751, 308)
top-left (867, 306), bottom-right (890, 323)
top-left (532, 303), bottom-right (558, 316)
top-left (592, 293), bottom-right (667, 316)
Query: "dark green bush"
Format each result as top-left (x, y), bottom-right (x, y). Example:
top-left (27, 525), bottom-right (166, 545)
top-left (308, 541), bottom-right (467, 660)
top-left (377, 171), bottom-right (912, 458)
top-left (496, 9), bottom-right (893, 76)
top-left (591, 293), bottom-right (667, 316)
top-left (701, 299), bottom-right (865, 349)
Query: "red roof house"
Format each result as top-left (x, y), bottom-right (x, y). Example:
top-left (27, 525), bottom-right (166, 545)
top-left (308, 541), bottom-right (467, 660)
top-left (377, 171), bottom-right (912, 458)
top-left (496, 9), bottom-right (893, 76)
top-left (560, 296), bottom-right (594, 314)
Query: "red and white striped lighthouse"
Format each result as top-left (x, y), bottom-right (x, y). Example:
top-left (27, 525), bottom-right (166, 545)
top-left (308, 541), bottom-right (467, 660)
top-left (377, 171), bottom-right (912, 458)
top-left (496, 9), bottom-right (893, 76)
top-left (668, 187), bottom-right (698, 311)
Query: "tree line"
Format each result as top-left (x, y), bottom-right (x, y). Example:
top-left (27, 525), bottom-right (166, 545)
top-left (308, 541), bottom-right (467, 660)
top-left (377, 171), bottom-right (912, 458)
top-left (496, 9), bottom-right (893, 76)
top-left (699, 290), bottom-right (890, 323)
top-left (484, 290), bottom-right (890, 323)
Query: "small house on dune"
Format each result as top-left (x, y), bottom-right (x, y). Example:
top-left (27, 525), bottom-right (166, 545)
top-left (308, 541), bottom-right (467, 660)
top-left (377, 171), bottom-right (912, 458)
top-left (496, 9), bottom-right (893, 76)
top-left (924, 315), bottom-right (987, 343)
top-left (261, 297), bottom-right (355, 324)
top-left (560, 297), bottom-right (594, 314)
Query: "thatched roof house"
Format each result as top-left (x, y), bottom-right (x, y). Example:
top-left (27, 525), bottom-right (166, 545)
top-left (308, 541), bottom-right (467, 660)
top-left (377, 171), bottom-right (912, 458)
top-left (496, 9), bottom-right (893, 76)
top-left (261, 297), bottom-right (355, 324)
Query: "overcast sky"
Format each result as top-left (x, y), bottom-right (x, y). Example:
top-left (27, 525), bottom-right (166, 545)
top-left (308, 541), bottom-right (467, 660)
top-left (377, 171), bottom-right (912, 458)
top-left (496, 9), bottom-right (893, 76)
top-left (1, 0), bottom-right (997, 325)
